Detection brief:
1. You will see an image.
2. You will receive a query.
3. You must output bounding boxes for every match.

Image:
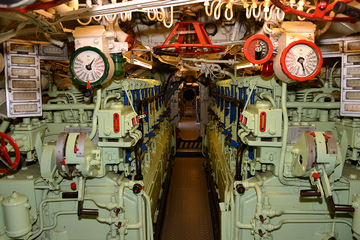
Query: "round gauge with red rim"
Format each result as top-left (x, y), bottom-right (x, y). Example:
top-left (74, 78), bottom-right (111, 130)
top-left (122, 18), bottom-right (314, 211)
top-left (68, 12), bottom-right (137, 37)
top-left (243, 34), bottom-right (273, 64)
top-left (280, 40), bottom-right (323, 82)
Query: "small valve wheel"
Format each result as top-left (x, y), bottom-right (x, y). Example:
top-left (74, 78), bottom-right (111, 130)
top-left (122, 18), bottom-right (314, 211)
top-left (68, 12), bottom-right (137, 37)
top-left (0, 132), bottom-right (20, 173)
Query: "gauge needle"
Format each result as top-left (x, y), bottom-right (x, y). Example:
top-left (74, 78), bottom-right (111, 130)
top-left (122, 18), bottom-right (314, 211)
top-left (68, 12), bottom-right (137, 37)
top-left (86, 58), bottom-right (95, 71)
top-left (255, 40), bottom-right (261, 60)
top-left (298, 57), bottom-right (305, 72)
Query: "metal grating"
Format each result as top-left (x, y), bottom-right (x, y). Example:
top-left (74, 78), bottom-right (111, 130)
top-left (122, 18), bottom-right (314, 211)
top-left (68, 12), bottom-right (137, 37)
top-left (161, 157), bottom-right (214, 240)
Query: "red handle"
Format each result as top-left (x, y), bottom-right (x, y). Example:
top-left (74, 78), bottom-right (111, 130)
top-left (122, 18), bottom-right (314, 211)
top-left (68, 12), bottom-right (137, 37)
top-left (271, 0), bottom-right (357, 23)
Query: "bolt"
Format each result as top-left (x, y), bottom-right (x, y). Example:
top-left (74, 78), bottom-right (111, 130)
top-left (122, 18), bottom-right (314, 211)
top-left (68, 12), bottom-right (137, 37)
top-left (236, 184), bottom-right (245, 194)
top-left (117, 222), bottom-right (121, 228)
top-left (259, 229), bottom-right (264, 237)
top-left (259, 215), bottom-right (264, 222)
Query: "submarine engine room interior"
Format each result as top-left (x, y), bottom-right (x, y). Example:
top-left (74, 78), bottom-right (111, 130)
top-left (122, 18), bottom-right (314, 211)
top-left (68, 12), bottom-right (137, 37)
top-left (2, 0), bottom-right (360, 239)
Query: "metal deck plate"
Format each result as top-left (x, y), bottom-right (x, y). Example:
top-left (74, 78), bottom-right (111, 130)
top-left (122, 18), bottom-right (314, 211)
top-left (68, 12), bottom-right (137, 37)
top-left (162, 157), bottom-right (213, 240)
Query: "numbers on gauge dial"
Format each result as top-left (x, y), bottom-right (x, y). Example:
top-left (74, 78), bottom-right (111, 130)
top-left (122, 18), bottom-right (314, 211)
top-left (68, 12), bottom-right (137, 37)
top-left (73, 50), bottom-right (106, 83)
top-left (284, 44), bottom-right (319, 78)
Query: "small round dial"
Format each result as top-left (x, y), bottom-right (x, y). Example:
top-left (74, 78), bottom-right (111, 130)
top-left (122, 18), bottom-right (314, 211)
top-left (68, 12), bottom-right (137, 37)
top-left (204, 23), bottom-right (218, 36)
top-left (280, 40), bottom-right (323, 81)
top-left (243, 34), bottom-right (273, 64)
top-left (70, 46), bottom-right (113, 87)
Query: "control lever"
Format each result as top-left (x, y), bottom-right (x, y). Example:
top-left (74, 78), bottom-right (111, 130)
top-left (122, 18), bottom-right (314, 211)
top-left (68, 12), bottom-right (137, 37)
top-left (78, 201), bottom-right (99, 216)
top-left (301, 167), bottom-right (355, 213)
top-left (333, 1), bottom-right (360, 20)
top-left (77, 177), bottom-right (99, 217)
top-left (153, 49), bottom-right (179, 57)
top-left (300, 189), bottom-right (321, 197)
top-left (327, 196), bottom-right (355, 213)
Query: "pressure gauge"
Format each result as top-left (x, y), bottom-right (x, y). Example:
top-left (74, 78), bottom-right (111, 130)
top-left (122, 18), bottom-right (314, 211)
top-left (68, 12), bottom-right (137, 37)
top-left (280, 40), bottom-right (322, 81)
top-left (69, 46), bottom-right (114, 87)
top-left (204, 23), bottom-right (218, 36)
top-left (243, 34), bottom-right (273, 64)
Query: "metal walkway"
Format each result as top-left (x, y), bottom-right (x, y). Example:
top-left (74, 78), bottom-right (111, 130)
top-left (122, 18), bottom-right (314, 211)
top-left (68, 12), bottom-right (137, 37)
top-left (161, 156), bottom-right (214, 240)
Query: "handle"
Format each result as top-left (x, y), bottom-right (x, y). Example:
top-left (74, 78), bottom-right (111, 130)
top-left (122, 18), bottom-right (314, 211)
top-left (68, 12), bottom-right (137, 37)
top-left (333, 1), bottom-right (360, 20)
top-left (300, 189), bottom-right (321, 197)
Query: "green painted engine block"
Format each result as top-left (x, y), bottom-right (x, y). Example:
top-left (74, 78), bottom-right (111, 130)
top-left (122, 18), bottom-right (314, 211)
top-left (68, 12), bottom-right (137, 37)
top-left (204, 76), bottom-right (360, 240)
top-left (0, 77), bottom-right (175, 240)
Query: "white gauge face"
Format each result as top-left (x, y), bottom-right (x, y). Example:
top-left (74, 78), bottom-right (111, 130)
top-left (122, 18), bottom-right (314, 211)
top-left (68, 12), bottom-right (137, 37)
top-left (72, 50), bottom-right (106, 83)
top-left (284, 44), bottom-right (319, 78)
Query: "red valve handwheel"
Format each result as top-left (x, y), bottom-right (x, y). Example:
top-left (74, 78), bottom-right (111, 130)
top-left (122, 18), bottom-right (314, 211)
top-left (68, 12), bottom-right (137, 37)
top-left (0, 132), bottom-right (20, 173)
top-left (271, 0), bottom-right (357, 23)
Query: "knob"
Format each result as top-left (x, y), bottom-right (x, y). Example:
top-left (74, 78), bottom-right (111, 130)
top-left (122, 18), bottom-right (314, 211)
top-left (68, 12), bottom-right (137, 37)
top-left (236, 184), bottom-right (245, 194)
top-left (133, 184), bottom-right (142, 194)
